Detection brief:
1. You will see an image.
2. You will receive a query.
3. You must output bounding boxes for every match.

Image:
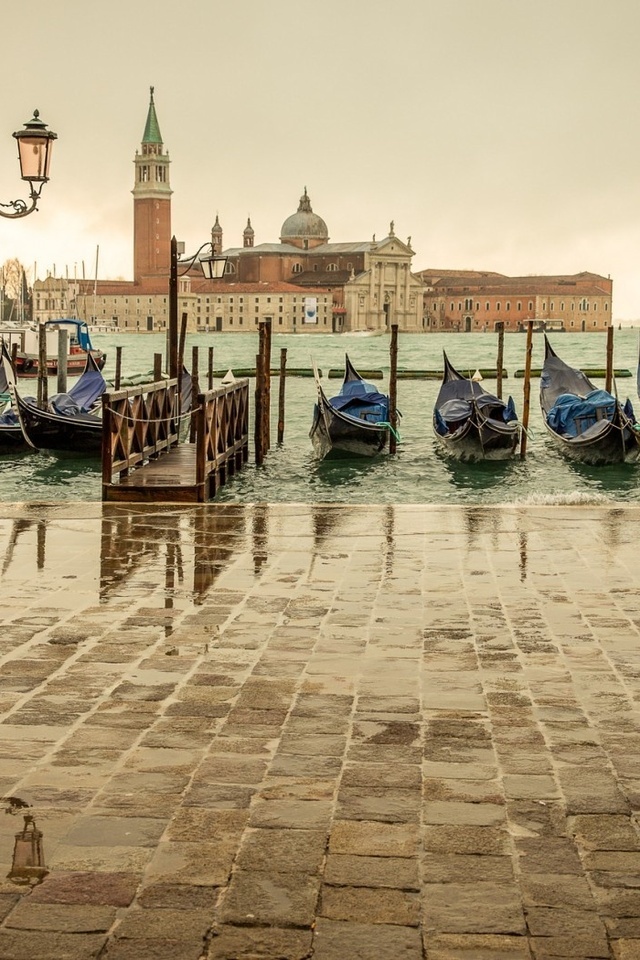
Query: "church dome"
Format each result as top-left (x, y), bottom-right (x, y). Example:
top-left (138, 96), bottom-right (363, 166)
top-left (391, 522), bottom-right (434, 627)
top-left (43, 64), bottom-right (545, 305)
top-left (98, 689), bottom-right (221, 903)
top-left (280, 188), bottom-right (328, 247)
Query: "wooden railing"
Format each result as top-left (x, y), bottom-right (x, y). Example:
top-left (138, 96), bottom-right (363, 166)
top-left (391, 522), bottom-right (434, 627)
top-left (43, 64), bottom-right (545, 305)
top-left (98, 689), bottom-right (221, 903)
top-left (195, 379), bottom-right (250, 498)
top-left (102, 378), bottom-right (181, 485)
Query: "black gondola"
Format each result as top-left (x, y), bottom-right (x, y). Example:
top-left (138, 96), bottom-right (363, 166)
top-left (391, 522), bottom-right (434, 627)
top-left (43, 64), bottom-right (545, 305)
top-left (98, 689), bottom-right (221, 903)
top-left (309, 355), bottom-right (391, 459)
top-left (0, 342), bottom-right (31, 451)
top-left (10, 351), bottom-right (107, 454)
top-left (540, 335), bottom-right (640, 465)
top-left (433, 352), bottom-right (520, 462)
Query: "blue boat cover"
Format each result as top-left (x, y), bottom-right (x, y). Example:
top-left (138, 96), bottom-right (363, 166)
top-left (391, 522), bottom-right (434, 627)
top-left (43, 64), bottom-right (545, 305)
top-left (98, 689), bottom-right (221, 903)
top-left (547, 389), bottom-right (616, 437)
top-left (435, 394), bottom-right (517, 436)
top-left (49, 363), bottom-right (106, 416)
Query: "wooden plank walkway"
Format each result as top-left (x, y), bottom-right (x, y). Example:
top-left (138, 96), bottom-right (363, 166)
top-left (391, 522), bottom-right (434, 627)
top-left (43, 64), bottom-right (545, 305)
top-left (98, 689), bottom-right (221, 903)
top-left (106, 444), bottom-right (201, 503)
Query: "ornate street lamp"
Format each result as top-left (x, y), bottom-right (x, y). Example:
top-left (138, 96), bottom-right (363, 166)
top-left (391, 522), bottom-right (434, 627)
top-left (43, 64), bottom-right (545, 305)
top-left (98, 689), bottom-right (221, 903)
top-left (0, 110), bottom-right (57, 219)
top-left (169, 236), bottom-right (227, 378)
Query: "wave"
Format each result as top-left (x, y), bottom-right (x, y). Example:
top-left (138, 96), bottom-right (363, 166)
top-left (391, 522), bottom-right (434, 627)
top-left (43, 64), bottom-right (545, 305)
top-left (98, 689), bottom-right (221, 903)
top-left (513, 490), bottom-right (612, 506)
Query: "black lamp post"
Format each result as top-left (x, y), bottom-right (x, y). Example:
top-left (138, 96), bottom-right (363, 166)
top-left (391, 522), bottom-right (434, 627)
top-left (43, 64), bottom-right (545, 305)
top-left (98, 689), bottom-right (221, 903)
top-left (168, 235), bottom-right (227, 378)
top-left (0, 110), bottom-right (57, 219)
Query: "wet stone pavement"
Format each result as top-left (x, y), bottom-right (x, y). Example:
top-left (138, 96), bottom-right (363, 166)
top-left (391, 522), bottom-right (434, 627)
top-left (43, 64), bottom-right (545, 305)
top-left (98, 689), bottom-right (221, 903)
top-left (0, 503), bottom-right (639, 959)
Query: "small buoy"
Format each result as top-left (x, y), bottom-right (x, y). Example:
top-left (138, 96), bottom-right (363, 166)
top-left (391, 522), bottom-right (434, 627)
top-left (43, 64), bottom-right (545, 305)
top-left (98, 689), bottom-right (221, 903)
top-left (221, 369), bottom-right (236, 384)
top-left (471, 369), bottom-right (483, 382)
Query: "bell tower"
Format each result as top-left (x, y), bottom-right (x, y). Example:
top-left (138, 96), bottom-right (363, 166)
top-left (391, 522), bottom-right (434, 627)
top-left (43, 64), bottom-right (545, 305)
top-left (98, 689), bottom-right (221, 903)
top-left (133, 87), bottom-right (172, 282)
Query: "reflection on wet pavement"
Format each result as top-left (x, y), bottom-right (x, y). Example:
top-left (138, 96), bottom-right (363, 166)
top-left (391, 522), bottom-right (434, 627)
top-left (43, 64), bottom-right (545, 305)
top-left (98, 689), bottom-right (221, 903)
top-left (0, 503), bottom-right (639, 957)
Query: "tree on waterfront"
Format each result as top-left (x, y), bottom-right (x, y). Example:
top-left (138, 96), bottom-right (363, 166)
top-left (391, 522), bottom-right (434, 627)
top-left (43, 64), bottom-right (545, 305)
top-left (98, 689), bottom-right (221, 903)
top-left (1, 259), bottom-right (32, 324)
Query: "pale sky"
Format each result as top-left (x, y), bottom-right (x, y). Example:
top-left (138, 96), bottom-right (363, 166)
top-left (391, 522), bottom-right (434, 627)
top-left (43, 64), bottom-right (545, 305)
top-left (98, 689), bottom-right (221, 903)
top-left (1, 0), bottom-right (639, 317)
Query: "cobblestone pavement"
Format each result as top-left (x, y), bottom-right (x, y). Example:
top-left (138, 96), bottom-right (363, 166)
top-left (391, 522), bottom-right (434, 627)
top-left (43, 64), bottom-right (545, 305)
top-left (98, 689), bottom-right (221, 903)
top-left (0, 502), bottom-right (639, 959)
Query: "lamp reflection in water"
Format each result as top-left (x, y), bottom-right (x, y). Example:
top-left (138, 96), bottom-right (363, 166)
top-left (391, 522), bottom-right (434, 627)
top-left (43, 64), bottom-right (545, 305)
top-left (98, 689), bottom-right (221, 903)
top-left (8, 815), bottom-right (48, 884)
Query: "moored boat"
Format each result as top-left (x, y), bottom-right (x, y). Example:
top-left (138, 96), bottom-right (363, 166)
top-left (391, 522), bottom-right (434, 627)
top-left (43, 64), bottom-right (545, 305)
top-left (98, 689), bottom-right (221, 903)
top-left (540, 335), bottom-right (640, 465)
top-left (433, 352), bottom-right (520, 462)
top-left (10, 351), bottom-right (107, 454)
top-left (310, 354), bottom-right (392, 459)
top-left (9, 319), bottom-right (106, 377)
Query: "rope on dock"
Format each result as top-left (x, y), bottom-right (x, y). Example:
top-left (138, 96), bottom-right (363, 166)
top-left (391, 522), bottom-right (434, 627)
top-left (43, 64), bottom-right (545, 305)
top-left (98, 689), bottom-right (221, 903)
top-left (103, 406), bottom-right (201, 424)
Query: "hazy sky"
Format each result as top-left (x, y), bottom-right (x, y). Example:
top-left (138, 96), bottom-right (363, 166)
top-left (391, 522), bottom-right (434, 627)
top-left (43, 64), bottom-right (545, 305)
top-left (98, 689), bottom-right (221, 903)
top-left (1, 0), bottom-right (640, 317)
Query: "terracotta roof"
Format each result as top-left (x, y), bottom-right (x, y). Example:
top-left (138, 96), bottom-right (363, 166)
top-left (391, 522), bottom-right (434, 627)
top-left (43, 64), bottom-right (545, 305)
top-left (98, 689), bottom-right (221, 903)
top-left (187, 279), bottom-right (329, 295)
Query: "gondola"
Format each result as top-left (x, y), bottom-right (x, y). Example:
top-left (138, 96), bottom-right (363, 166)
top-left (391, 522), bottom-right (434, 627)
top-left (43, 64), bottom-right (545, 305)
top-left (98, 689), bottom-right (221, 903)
top-left (540, 335), bottom-right (640, 465)
top-left (0, 342), bottom-right (31, 451)
top-left (309, 354), bottom-right (392, 459)
top-left (433, 352), bottom-right (520, 462)
top-left (10, 351), bottom-right (107, 454)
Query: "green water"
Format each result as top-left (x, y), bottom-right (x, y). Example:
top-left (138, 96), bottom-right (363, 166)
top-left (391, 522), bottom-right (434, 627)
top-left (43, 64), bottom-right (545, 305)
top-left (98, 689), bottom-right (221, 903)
top-left (2, 328), bottom-right (640, 504)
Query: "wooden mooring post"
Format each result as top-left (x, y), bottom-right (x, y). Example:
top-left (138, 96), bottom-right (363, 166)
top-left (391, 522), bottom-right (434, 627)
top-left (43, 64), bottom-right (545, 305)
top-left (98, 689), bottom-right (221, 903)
top-left (389, 324), bottom-right (399, 454)
top-left (277, 347), bottom-right (287, 444)
top-left (37, 324), bottom-right (48, 409)
top-left (605, 325), bottom-right (614, 395)
top-left (114, 346), bottom-right (123, 391)
top-left (520, 320), bottom-right (534, 459)
top-left (254, 347), bottom-right (265, 466)
top-left (207, 346), bottom-right (214, 390)
top-left (263, 319), bottom-right (272, 451)
top-left (190, 345), bottom-right (199, 443)
top-left (496, 321), bottom-right (504, 399)
top-left (56, 329), bottom-right (68, 395)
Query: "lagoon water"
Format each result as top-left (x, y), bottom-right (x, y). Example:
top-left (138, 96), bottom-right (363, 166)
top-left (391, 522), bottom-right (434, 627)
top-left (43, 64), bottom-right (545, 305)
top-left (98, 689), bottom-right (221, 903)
top-left (2, 327), bottom-right (640, 505)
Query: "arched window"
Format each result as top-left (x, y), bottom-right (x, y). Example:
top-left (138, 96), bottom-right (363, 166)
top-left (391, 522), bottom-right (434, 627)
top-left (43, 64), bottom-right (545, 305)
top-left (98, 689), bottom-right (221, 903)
top-left (326, 263), bottom-right (338, 272)
top-left (292, 263), bottom-right (302, 274)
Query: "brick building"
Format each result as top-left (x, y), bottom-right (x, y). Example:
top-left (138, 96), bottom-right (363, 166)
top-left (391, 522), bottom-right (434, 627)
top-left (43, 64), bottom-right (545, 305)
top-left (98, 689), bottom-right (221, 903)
top-left (416, 269), bottom-right (613, 333)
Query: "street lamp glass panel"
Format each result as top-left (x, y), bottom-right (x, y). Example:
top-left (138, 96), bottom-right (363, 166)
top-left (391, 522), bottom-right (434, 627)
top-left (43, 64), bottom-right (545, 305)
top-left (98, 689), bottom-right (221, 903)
top-left (200, 256), bottom-right (228, 280)
top-left (16, 136), bottom-right (54, 181)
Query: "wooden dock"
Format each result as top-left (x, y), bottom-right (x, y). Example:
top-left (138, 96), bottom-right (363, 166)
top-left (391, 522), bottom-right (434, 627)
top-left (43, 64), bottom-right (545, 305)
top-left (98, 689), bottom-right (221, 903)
top-left (102, 377), bottom-right (249, 503)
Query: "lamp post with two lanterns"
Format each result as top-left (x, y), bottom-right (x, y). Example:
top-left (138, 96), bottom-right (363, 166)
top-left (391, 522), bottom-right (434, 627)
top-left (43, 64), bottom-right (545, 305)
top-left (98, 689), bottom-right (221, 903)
top-left (169, 235), bottom-right (227, 379)
top-left (0, 110), bottom-right (57, 219)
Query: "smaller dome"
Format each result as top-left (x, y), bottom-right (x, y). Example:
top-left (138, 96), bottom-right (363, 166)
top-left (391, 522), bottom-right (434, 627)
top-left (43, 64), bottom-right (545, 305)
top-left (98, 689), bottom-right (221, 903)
top-left (243, 217), bottom-right (254, 236)
top-left (280, 188), bottom-right (328, 244)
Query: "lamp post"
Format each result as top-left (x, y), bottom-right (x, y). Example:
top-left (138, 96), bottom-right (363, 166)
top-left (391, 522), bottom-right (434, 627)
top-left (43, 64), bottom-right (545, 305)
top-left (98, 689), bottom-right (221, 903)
top-left (0, 110), bottom-right (57, 219)
top-left (168, 235), bottom-right (227, 379)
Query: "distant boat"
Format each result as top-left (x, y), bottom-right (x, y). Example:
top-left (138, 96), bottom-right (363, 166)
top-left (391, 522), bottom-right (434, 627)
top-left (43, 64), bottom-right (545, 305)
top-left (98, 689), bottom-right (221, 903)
top-left (433, 352), bottom-right (520, 461)
top-left (540, 335), bottom-right (640, 465)
top-left (10, 319), bottom-right (106, 377)
top-left (10, 351), bottom-right (107, 454)
top-left (310, 354), bottom-right (392, 459)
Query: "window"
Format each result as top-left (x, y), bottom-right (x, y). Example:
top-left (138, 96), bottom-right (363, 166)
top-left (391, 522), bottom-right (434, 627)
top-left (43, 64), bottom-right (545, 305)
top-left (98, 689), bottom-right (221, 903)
top-left (517, 302), bottom-right (521, 310)
top-left (292, 263), bottom-right (302, 274)
top-left (485, 302), bottom-right (490, 311)
top-left (327, 263), bottom-right (338, 272)
top-left (506, 302), bottom-right (510, 311)
top-left (496, 302), bottom-right (501, 311)
top-left (528, 301), bottom-right (533, 311)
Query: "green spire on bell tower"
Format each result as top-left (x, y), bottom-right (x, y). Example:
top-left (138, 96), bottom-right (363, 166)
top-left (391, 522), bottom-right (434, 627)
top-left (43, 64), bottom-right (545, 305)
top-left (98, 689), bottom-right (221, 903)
top-left (142, 86), bottom-right (163, 145)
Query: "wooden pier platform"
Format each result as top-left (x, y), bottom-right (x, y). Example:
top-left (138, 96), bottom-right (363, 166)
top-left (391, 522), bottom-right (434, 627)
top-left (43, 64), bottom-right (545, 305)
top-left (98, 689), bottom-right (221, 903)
top-left (102, 378), bottom-right (249, 504)
top-left (105, 444), bottom-right (202, 503)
